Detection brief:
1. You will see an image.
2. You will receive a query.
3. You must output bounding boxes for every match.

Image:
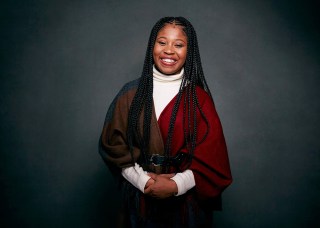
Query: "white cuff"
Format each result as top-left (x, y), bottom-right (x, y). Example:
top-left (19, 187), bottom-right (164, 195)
top-left (121, 163), bottom-right (150, 193)
top-left (171, 169), bottom-right (195, 196)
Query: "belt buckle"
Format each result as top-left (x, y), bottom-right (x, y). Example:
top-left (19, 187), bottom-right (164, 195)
top-left (150, 154), bottom-right (160, 166)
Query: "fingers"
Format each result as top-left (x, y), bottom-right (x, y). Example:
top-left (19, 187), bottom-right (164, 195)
top-left (144, 185), bottom-right (152, 194)
top-left (144, 172), bottom-right (178, 198)
top-left (146, 177), bottom-right (177, 199)
top-left (147, 172), bottom-right (157, 180)
top-left (159, 173), bottom-right (176, 178)
top-left (145, 178), bottom-right (155, 189)
top-left (147, 172), bottom-right (176, 180)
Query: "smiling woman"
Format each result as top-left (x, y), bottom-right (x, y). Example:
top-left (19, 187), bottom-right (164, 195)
top-left (99, 17), bottom-right (232, 227)
top-left (153, 23), bottom-right (187, 75)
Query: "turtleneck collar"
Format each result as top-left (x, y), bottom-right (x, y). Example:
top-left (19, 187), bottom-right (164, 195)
top-left (153, 65), bottom-right (184, 82)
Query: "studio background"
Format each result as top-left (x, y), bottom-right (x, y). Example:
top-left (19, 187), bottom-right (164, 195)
top-left (1, 0), bottom-right (319, 227)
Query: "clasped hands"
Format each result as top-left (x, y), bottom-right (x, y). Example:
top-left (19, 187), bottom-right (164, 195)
top-left (144, 172), bottom-right (178, 199)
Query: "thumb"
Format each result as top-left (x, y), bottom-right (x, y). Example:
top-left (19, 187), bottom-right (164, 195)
top-left (147, 172), bottom-right (157, 180)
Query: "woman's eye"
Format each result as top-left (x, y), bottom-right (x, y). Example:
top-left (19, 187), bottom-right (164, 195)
top-left (175, 44), bottom-right (183, 48)
top-left (158, 41), bottom-right (166, 45)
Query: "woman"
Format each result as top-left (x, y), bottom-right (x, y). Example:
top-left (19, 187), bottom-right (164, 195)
top-left (99, 17), bottom-right (232, 227)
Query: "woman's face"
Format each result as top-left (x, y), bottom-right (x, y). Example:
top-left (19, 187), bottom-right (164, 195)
top-left (153, 24), bottom-right (187, 75)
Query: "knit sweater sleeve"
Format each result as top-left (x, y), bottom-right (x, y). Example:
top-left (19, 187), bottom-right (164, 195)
top-left (121, 163), bottom-right (151, 193)
top-left (171, 169), bottom-right (196, 196)
top-left (122, 163), bottom-right (196, 195)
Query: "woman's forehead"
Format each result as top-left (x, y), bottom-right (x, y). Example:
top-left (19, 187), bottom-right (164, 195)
top-left (157, 24), bottom-right (187, 38)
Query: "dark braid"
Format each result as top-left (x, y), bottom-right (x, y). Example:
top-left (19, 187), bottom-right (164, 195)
top-left (127, 17), bottom-right (212, 169)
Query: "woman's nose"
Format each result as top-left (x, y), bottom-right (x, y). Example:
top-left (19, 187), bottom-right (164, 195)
top-left (164, 46), bottom-right (174, 54)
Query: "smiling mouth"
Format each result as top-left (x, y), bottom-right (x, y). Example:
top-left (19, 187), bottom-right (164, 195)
top-left (160, 58), bottom-right (177, 66)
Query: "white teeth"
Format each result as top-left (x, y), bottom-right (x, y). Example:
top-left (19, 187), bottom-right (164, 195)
top-left (162, 58), bottom-right (175, 63)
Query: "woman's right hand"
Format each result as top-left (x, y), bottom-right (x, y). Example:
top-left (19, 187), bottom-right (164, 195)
top-left (144, 178), bottom-right (155, 194)
top-left (144, 173), bottom-right (177, 198)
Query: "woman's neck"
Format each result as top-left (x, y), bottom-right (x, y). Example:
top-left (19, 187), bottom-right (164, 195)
top-left (153, 65), bottom-right (184, 82)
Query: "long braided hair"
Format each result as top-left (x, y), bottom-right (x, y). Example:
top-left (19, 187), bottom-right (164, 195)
top-left (127, 17), bottom-right (212, 171)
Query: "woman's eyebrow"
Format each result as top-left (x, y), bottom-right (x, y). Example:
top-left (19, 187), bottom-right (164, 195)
top-left (156, 37), bottom-right (186, 42)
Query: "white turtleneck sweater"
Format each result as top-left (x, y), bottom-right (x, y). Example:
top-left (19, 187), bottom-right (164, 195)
top-left (121, 66), bottom-right (195, 196)
top-left (153, 65), bottom-right (184, 119)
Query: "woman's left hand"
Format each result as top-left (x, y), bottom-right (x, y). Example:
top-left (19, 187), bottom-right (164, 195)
top-left (145, 173), bottom-right (178, 199)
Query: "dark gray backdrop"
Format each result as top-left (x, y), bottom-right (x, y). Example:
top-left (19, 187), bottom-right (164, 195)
top-left (1, 0), bottom-right (319, 227)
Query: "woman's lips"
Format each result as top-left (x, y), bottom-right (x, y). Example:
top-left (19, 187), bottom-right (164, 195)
top-left (160, 58), bottom-right (177, 66)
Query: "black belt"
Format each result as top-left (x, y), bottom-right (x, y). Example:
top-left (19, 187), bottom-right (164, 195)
top-left (149, 153), bottom-right (188, 166)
